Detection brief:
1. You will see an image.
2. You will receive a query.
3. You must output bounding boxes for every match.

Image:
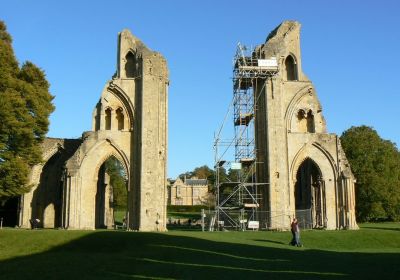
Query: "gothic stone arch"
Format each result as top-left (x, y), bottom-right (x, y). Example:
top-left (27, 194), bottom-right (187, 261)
top-left (254, 21), bottom-right (357, 230)
top-left (64, 29), bottom-right (168, 231)
top-left (290, 143), bottom-right (338, 230)
top-left (63, 139), bottom-right (130, 229)
top-left (19, 138), bottom-right (81, 228)
top-left (21, 29), bottom-right (168, 231)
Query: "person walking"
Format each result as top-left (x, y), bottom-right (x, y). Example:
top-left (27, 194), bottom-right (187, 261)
top-left (290, 218), bottom-right (296, 245)
top-left (290, 218), bottom-right (302, 247)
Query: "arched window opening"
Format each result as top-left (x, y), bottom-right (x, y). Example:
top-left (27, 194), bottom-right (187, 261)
top-left (294, 158), bottom-right (325, 228)
top-left (105, 108), bottom-right (111, 130)
top-left (307, 111), bottom-right (315, 133)
top-left (297, 109), bottom-right (315, 133)
top-left (95, 156), bottom-right (128, 229)
top-left (285, 55), bottom-right (297, 81)
top-left (297, 109), bottom-right (307, 132)
top-left (125, 52), bottom-right (136, 78)
top-left (116, 108), bottom-right (124, 131)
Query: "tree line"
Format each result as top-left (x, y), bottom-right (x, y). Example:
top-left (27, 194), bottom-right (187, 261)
top-left (0, 21), bottom-right (54, 200)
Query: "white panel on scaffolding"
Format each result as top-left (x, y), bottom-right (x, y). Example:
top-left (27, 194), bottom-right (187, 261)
top-left (258, 58), bottom-right (278, 67)
top-left (231, 162), bottom-right (242, 170)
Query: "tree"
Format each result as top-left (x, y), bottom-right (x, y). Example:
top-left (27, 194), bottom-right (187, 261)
top-left (105, 157), bottom-right (128, 210)
top-left (340, 126), bottom-right (400, 222)
top-left (178, 165), bottom-right (215, 190)
top-left (192, 165), bottom-right (214, 180)
top-left (0, 21), bottom-right (54, 199)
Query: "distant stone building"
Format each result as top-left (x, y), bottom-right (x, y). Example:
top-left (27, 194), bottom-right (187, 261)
top-left (18, 30), bottom-right (169, 231)
top-left (169, 177), bottom-right (209, 206)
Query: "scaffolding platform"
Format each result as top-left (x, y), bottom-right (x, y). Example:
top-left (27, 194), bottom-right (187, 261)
top-left (234, 113), bottom-right (253, 126)
top-left (234, 57), bottom-right (278, 79)
top-left (240, 158), bottom-right (255, 166)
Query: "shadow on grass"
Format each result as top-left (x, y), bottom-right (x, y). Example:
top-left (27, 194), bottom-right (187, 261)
top-left (253, 239), bottom-right (287, 245)
top-left (167, 225), bottom-right (202, 231)
top-left (0, 231), bottom-right (399, 280)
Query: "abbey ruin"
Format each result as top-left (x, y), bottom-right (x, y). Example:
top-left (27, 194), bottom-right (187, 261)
top-left (15, 21), bottom-right (357, 231)
top-left (18, 30), bottom-right (169, 231)
top-left (253, 21), bottom-right (357, 229)
top-left (214, 21), bottom-right (357, 231)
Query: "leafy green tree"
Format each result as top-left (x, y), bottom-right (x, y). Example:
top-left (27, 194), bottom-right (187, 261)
top-left (105, 157), bottom-right (127, 210)
top-left (177, 164), bottom-right (254, 193)
top-left (340, 126), bottom-right (400, 221)
top-left (192, 165), bottom-right (214, 180)
top-left (179, 165), bottom-right (216, 190)
top-left (0, 21), bottom-right (54, 199)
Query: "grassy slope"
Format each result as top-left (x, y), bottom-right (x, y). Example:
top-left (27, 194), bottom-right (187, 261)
top-left (0, 223), bottom-right (399, 279)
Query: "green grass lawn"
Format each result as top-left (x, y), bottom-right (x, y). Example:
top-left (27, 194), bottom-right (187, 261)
top-left (114, 209), bottom-right (127, 226)
top-left (0, 223), bottom-right (399, 279)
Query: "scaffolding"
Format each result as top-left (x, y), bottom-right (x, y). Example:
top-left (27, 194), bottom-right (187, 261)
top-left (213, 43), bottom-right (278, 231)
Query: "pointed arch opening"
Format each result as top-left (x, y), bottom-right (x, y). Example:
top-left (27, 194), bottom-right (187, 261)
top-left (297, 109), bottom-right (315, 133)
top-left (307, 110), bottom-right (315, 133)
top-left (297, 109), bottom-right (307, 132)
top-left (285, 55), bottom-right (298, 81)
top-left (105, 108), bottom-right (112, 130)
top-left (95, 156), bottom-right (128, 229)
top-left (116, 108), bottom-right (124, 131)
top-left (107, 84), bottom-right (135, 131)
top-left (295, 158), bottom-right (325, 228)
top-left (0, 196), bottom-right (19, 227)
top-left (31, 151), bottom-right (64, 228)
top-left (125, 51), bottom-right (136, 78)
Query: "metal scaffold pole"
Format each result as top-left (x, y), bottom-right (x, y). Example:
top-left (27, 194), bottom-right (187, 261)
top-left (212, 43), bottom-right (278, 231)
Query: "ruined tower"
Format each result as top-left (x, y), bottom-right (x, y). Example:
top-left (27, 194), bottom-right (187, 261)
top-left (254, 21), bottom-right (357, 229)
top-left (19, 30), bottom-right (169, 231)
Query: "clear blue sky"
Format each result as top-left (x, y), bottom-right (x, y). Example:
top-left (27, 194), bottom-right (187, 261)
top-left (1, 0), bottom-right (399, 178)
